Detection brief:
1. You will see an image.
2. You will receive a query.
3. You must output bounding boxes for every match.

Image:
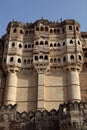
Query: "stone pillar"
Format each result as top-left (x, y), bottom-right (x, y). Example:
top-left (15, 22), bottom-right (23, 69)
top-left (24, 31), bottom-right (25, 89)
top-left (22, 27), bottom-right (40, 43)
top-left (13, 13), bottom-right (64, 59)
top-left (67, 70), bottom-right (81, 101)
top-left (37, 73), bottom-right (45, 110)
top-left (4, 72), bottom-right (17, 105)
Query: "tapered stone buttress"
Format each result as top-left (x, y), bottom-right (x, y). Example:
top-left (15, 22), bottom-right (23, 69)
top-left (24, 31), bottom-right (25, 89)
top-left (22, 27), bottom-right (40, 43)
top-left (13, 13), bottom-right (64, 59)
top-left (4, 72), bottom-right (17, 105)
top-left (67, 70), bottom-right (81, 101)
top-left (37, 73), bottom-right (45, 110)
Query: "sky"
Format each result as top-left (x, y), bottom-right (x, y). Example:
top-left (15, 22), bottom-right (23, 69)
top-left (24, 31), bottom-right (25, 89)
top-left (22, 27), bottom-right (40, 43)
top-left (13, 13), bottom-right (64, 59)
top-left (0, 0), bottom-right (87, 37)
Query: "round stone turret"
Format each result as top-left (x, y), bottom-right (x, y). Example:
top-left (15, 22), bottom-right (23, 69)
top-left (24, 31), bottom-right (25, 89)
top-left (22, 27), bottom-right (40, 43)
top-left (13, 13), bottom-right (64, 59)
top-left (61, 20), bottom-right (83, 101)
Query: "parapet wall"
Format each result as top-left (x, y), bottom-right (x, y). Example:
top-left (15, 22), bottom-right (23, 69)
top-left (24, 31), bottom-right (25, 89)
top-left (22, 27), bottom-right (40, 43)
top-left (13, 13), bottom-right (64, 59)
top-left (0, 101), bottom-right (87, 130)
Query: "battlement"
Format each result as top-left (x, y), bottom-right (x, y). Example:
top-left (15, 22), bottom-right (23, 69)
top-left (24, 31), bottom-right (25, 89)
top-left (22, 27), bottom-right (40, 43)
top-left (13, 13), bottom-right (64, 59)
top-left (0, 102), bottom-right (87, 130)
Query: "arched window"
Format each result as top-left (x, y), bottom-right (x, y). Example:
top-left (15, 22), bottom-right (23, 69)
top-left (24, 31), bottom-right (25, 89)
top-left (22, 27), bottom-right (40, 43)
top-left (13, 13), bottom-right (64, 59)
top-left (57, 29), bottom-right (60, 33)
top-left (79, 55), bottom-right (82, 60)
top-left (39, 55), bottom-right (43, 59)
top-left (50, 43), bottom-right (53, 47)
top-left (36, 41), bottom-right (39, 45)
top-left (13, 28), bottom-right (16, 33)
top-left (63, 42), bottom-right (65, 46)
top-left (35, 56), bottom-right (38, 60)
top-left (12, 42), bottom-right (15, 47)
top-left (45, 27), bottom-right (48, 32)
top-left (58, 58), bottom-right (61, 62)
top-left (50, 58), bottom-right (53, 63)
top-left (29, 30), bottom-right (31, 34)
top-left (41, 27), bottom-right (44, 31)
top-left (54, 43), bottom-right (56, 47)
top-left (70, 55), bottom-right (74, 60)
top-left (58, 43), bottom-right (60, 47)
top-left (18, 58), bottom-right (21, 63)
top-left (25, 30), bottom-right (28, 34)
top-left (24, 44), bottom-right (27, 48)
top-left (45, 41), bottom-right (48, 45)
top-left (54, 58), bottom-right (57, 62)
top-left (27, 59), bottom-right (30, 63)
top-left (40, 41), bottom-right (43, 45)
top-left (20, 30), bottom-right (23, 34)
top-left (10, 57), bottom-right (14, 62)
top-left (36, 27), bottom-right (39, 31)
top-left (78, 41), bottom-right (80, 45)
top-left (69, 26), bottom-right (72, 30)
top-left (50, 29), bottom-right (53, 33)
top-left (19, 44), bottom-right (22, 48)
top-left (24, 59), bottom-right (26, 64)
top-left (54, 29), bottom-right (56, 33)
top-left (70, 40), bottom-right (73, 44)
top-left (44, 55), bottom-right (48, 60)
top-left (31, 59), bottom-right (33, 63)
top-left (28, 44), bottom-right (31, 48)
top-left (76, 26), bottom-right (79, 31)
top-left (63, 56), bottom-right (66, 62)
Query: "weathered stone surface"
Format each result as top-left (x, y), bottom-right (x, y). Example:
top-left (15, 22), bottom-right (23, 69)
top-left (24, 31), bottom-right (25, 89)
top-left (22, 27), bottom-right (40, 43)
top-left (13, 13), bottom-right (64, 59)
top-left (0, 102), bottom-right (87, 130)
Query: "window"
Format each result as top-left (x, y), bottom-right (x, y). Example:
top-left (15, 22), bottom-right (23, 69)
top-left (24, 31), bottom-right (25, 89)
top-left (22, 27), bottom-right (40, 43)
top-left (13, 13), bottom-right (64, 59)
top-left (57, 29), bottom-right (60, 33)
top-left (10, 57), bottom-right (14, 62)
top-left (69, 26), bottom-right (72, 30)
top-left (28, 44), bottom-right (31, 48)
top-left (45, 27), bottom-right (48, 32)
top-left (54, 58), bottom-right (57, 62)
top-left (79, 55), bottom-right (82, 60)
top-left (76, 26), bottom-right (79, 31)
top-left (12, 42), bottom-right (15, 47)
top-left (35, 56), bottom-right (38, 60)
top-left (70, 40), bottom-right (73, 44)
top-left (54, 29), bottom-right (56, 33)
top-left (50, 29), bottom-right (53, 33)
top-left (58, 58), bottom-right (61, 62)
top-left (70, 55), bottom-right (74, 60)
top-left (28, 59), bottom-right (30, 63)
top-left (45, 41), bottom-right (48, 45)
top-left (31, 59), bottom-right (33, 63)
top-left (41, 27), bottom-right (44, 31)
top-left (19, 44), bottom-right (22, 48)
top-left (39, 55), bottom-right (43, 59)
top-left (20, 30), bottom-right (23, 34)
top-left (36, 27), bottom-right (39, 31)
top-left (24, 44), bottom-right (27, 48)
top-left (63, 42), bottom-right (65, 46)
top-left (78, 41), bottom-right (80, 45)
top-left (36, 41), bottom-right (39, 45)
top-left (50, 43), bottom-right (53, 47)
top-left (24, 59), bottom-right (26, 64)
top-left (25, 30), bottom-right (28, 34)
top-left (40, 41), bottom-right (43, 45)
top-left (32, 44), bottom-right (34, 48)
top-left (18, 58), bottom-right (21, 63)
top-left (50, 58), bottom-right (53, 63)
top-left (63, 56), bottom-right (66, 62)
top-left (58, 43), bottom-right (60, 47)
top-left (44, 55), bottom-right (48, 60)
top-left (29, 30), bottom-right (31, 34)
top-left (54, 43), bottom-right (56, 47)
top-left (13, 28), bottom-right (16, 33)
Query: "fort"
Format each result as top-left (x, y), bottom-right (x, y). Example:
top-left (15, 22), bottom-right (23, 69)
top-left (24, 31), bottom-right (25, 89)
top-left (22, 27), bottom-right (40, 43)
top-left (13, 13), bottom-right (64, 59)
top-left (0, 18), bottom-right (87, 129)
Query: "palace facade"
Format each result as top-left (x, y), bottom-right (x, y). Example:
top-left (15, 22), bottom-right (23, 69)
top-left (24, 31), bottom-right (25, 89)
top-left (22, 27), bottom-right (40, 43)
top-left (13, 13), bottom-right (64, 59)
top-left (0, 18), bottom-right (87, 113)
